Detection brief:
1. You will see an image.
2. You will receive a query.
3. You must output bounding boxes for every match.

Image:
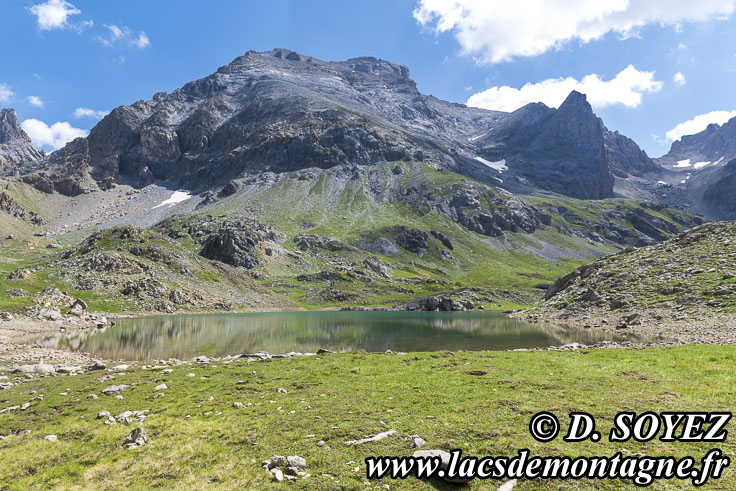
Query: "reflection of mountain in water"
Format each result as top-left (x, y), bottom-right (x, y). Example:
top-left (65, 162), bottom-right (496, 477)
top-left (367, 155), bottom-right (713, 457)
top-left (26, 312), bottom-right (637, 360)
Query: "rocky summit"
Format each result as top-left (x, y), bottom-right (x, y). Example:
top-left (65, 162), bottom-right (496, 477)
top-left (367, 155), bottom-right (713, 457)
top-left (0, 108), bottom-right (44, 177)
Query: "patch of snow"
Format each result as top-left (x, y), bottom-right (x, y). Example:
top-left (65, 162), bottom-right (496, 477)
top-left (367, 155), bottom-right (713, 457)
top-left (153, 190), bottom-right (192, 209)
top-left (714, 157), bottom-right (725, 166)
top-left (657, 180), bottom-right (667, 185)
top-left (493, 176), bottom-right (503, 183)
top-left (674, 159), bottom-right (691, 168)
top-left (693, 161), bottom-right (711, 169)
top-left (680, 180), bottom-right (687, 184)
top-left (475, 156), bottom-right (507, 172)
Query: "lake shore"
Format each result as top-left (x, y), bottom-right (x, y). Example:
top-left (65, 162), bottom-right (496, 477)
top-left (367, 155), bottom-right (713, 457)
top-left (514, 305), bottom-right (736, 345)
top-left (1, 304), bottom-right (733, 372)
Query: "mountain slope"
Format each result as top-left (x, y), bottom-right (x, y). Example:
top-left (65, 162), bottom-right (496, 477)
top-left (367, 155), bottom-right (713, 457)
top-left (0, 162), bottom-right (704, 314)
top-left (519, 221), bottom-right (736, 343)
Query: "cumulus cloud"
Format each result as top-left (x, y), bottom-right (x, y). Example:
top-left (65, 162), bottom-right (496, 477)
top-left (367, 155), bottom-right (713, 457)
top-left (0, 83), bottom-right (14, 103)
top-left (20, 119), bottom-right (87, 150)
top-left (29, 0), bottom-right (80, 30)
top-left (673, 71), bottom-right (687, 85)
top-left (414, 0), bottom-right (736, 63)
top-left (466, 65), bottom-right (663, 112)
top-left (27, 96), bottom-right (44, 108)
top-left (666, 110), bottom-right (736, 141)
top-left (73, 107), bottom-right (109, 119)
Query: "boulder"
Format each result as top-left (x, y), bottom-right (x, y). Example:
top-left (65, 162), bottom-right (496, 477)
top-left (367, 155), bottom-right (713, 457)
top-left (13, 363), bottom-right (55, 375)
top-left (122, 427), bottom-right (148, 449)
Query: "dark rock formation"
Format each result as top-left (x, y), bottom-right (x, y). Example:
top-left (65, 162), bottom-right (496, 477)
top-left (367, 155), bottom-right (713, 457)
top-left (476, 91), bottom-right (615, 199)
top-left (199, 217), bottom-right (277, 268)
top-left (395, 227), bottom-right (429, 255)
top-left (430, 230), bottom-right (453, 250)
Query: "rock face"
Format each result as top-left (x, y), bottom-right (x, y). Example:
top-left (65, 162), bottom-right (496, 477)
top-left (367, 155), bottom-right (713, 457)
top-left (661, 118), bottom-right (736, 165)
top-left (192, 217), bottom-right (277, 268)
top-left (602, 124), bottom-right (660, 177)
top-left (651, 116), bottom-right (736, 220)
top-left (0, 108), bottom-right (44, 176)
top-left (476, 91), bottom-right (616, 199)
top-left (702, 159), bottom-right (736, 218)
top-left (20, 51), bottom-right (646, 201)
top-left (395, 228), bottom-right (429, 255)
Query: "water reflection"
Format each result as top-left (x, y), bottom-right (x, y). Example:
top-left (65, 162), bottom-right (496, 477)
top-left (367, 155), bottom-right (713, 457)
top-left (24, 311), bottom-right (641, 361)
top-left (26, 312), bottom-right (640, 360)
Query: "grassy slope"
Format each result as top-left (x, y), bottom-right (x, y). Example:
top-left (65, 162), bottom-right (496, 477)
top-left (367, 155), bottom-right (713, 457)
top-left (0, 164), bottom-right (702, 313)
top-left (191, 162), bottom-right (693, 310)
top-left (526, 221), bottom-right (736, 318)
top-left (0, 346), bottom-right (734, 489)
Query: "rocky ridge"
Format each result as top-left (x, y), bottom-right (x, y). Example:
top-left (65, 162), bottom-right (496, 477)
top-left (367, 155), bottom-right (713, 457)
top-left (518, 221), bottom-right (736, 343)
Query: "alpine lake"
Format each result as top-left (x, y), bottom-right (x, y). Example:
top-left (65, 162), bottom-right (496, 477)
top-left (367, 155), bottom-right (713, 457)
top-left (22, 311), bottom-right (658, 361)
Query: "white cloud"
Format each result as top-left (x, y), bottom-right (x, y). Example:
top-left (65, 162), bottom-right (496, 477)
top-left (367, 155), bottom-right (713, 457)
top-left (133, 32), bottom-right (150, 49)
top-left (98, 25), bottom-right (151, 49)
top-left (673, 71), bottom-right (687, 85)
top-left (105, 24), bottom-right (124, 40)
top-left (20, 119), bottom-right (87, 150)
top-left (467, 65), bottom-right (663, 112)
top-left (27, 96), bottom-right (44, 108)
top-left (413, 0), bottom-right (736, 63)
top-left (73, 107), bottom-right (109, 119)
top-left (29, 0), bottom-right (80, 30)
top-left (0, 83), bottom-right (14, 103)
top-left (666, 110), bottom-right (736, 141)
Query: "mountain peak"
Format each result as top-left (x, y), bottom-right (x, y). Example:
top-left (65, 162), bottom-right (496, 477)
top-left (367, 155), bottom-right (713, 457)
top-left (0, 107), bottom-right (45, 176)
top-left (559, 90), bottom-right (591, 110)
top-left (0, 108), bottom-right (30, 145)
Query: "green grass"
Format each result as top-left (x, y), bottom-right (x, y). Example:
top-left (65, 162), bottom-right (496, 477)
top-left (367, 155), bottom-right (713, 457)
top-left (0, 345), bottom-right (734, 489)
top-left (0, 163), bottom-right (704, 314)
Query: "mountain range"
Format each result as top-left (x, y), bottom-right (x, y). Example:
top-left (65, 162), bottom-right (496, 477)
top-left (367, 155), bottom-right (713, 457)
top-left (1, 49), bottom-right (733, 313)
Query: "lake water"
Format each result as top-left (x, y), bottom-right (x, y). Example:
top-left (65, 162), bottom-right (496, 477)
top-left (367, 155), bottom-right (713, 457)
top-left (23, 311), bottom-right (646, 361)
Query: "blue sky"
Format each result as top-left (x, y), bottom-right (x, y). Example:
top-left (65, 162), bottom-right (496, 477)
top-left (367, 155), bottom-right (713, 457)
top-left (1, 0), bottom-right (735, 157)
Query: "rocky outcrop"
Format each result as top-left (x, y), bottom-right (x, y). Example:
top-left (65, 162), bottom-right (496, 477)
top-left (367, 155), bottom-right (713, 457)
top-left (197, 217), bottom-right (277, 268)
top-left (292, 234), bottom-right (346, 252)
top-left (0, 191), bottom-right (44, 224)
top-left (0, 108), bottom-right (44, 176)
top-left (394, 227), bottom-right (429, 255)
